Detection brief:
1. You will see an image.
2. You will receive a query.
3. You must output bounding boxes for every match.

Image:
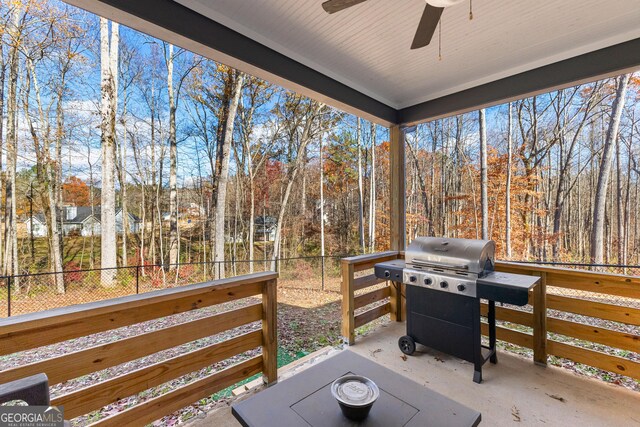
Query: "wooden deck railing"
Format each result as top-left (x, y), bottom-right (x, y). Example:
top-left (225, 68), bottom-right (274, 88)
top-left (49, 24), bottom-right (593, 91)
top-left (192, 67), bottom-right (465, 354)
top-left (341, 252), bottom-right (640, 382)
top-left (0, 271), bottom-right (278, 426)
top-left (494, 261), bottom-right (640, 380)
top-left (341, 252), bottom-right (403, 345)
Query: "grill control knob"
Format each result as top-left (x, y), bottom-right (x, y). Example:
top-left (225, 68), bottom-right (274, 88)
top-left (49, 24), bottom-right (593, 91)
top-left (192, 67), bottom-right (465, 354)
top-left (457, 284), bottom-right (466, 292)
top-left (424, 278), bottom-right (432, 285)
top-left (440, 281), bottom-right (449, 289)
top-left (409, 276), bottom-right (417, 283)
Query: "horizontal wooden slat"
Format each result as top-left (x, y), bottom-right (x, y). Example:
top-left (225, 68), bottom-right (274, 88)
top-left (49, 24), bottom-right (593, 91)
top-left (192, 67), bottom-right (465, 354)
top-left (547, 340), bottom-right (640, 381)
top-left (55, 331), bottom-right (262, 419)
top-left (354, 287), bottom-right (390, 310)
top-left (480, 303), bottom-right (534, 327)
top-left (547, 317), bottom-right (640, 353)
top-left (496, 262), bottom-right (640, 299)
top-left (0, 273), bottom-right (275, 355)
top-left (495, 262), bottom-right (533, 274)
top-left (341, 251), bottom-right (399, 266)
top-left (353, 274), bottom-right (386, 292)
top-left (0, 272), bottom-right (274, 334)
top-left (546, 273), bottom-right (639, 299)
top-left (342, 252), bottom-right (399, 273)
top-left (0, 304), bottom-right (263, 386)
top-left (354, 303), bottom-right (391, 328)
top-left (547, 294), bottom-right (640, 326)
top-left (90, 356), bottom-right (263, 427)
top-left (480, 323), bottom-right (533, 349)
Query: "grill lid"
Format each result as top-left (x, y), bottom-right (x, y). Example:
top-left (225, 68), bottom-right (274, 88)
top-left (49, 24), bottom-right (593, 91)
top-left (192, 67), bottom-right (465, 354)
top-left (406, 237), bottom-right (495, 276)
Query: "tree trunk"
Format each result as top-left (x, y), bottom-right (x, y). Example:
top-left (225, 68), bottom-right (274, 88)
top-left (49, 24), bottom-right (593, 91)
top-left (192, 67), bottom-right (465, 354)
top-left (24, 53), bottom-right (66, 293)
top-left (623, 111), bottom-right (634, 269)
top-left (100, 19), bottom-right (119, 286)
top-left (479, 109), bottom-right (489, 240)
top-left (356, 118), bottom-right (365, 253)
top-left (590, 74), bottom-right (630, 264)
top-left (248, 169), bottom-right (255, 272)
top-left (368, 122), bottom-right (376, 252)
top-left (271, 101), bottom-right (323, 270)
top-left (88, 148), bottom-right (96, 269)
top-left (213, 71), bottom-right (244, 279)
top-left (0, 30), bottom-right (5, 271)
top-left (52, 76), bottom-right (66, 292)
top-left (320, 133), bottom-right (326, 260)
top-left (120, 87), bottom-right (128, 267)
top-left (616, 136), bottom-right (623, 264)
top-left (505, 103), bottom-right (513, 258)
top-left (167, 44), bottom-right (179, 269)
top-left (4, 3), bottom-right (23, 282)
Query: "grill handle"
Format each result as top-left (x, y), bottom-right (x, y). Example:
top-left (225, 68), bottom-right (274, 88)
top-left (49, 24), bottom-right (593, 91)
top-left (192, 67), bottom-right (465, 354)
top-left (410, 259), bottom-right (469, 270)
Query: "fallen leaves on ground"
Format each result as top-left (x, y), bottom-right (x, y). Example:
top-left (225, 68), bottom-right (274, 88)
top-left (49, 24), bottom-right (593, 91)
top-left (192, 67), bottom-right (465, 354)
top-left (546, 393), bottom-right (566, 403)
top-left (511, 406), bottom-right (521, 422)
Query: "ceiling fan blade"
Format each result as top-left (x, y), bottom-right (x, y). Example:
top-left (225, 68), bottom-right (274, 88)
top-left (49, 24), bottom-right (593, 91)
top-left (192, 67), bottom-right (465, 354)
top-left (411, 4), bottom-right (444, 49)
top-left (322, 0), bottom-right (368, 14)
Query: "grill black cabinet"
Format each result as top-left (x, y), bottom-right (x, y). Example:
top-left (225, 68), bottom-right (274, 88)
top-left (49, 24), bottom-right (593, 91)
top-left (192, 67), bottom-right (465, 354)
top-left (405, 285), bottom-right (496, 383)
top-left (375, 255), bottom-right (539, 384)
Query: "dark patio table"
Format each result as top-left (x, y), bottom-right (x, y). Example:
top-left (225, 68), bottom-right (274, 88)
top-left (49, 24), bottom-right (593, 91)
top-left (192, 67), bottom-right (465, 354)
top-left (232, 350), bottom-right (481, 426)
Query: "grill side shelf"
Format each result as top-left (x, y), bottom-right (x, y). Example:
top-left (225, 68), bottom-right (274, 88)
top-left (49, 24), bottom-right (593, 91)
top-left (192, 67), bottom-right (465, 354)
top-left (476, 272), bottom-right (540, 306)
top-left (374, 260), bottom-right (405, 282)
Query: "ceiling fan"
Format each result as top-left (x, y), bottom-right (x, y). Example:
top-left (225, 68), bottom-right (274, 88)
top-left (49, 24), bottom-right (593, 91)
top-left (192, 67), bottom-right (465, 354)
top-left (321, 0), bottom-right (466, 49)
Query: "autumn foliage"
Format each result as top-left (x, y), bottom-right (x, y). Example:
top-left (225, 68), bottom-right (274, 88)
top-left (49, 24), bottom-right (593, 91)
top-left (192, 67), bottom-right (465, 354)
top-left (62, 176), bottom-right (91, 206)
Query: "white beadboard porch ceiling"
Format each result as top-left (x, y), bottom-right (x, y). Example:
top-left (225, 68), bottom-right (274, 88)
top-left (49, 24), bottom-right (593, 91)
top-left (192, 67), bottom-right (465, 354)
top-left (174, 0), bottom-right (640, 109)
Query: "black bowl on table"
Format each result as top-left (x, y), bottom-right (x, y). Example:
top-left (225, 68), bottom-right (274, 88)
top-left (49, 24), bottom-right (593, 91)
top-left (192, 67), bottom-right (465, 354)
top-left (331, 375), bottom-right (380, 421)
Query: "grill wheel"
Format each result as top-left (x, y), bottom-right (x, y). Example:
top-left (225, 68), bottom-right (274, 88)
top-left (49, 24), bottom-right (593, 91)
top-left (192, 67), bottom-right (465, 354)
top-left (398, 335), bottom-right (416, 355)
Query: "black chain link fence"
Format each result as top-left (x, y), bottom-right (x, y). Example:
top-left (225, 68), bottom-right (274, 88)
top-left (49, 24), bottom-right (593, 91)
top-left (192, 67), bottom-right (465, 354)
top-left (0, 256), bottom-right (349, 317)
top-left (0, 258), bottom-right (637, 318)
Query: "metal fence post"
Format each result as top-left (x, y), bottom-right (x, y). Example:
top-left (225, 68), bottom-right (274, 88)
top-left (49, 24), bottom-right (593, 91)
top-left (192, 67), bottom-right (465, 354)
top-left (135, 265), bottom-right (140, 294)
top-left (7, 276), bottom-right (11, 317)
top-left (321, 256), bottom-right (325, 291)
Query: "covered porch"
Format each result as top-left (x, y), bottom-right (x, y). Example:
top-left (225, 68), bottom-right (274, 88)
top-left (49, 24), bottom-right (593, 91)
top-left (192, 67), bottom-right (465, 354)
top-left (2, 0), bottom-right (640, 425)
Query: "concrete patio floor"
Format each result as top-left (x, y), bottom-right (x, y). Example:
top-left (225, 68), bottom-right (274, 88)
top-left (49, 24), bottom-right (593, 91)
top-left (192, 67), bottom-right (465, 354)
top-left (190, 322), bottom-right (639, 426)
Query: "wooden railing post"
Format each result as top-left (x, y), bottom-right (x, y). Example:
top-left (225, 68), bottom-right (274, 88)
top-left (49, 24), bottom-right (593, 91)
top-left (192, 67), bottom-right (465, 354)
top-left (389, 281), bottom-right (403, 322)
top-left (533, 272), bottom-right (547, 366)
top-left (262, 278), bottom-right (278, 385)
top-left (341, 261), bottom-right (355, 345)
top-left (389, 125), bottom-right (406, 252)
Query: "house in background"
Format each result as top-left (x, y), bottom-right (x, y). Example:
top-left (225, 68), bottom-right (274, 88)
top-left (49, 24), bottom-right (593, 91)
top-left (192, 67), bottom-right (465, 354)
top-left (24, 206), bottom-right (141, 238)
top-left (184, 202), bottom-right (205, 219)
top-left (254, 216), bottom-right (277, 242)
top-left (23, 215), bottom-right (48, 238)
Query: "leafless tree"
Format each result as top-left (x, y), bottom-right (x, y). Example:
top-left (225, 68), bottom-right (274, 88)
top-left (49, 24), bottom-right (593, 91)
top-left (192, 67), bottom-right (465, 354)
top-left (591, 74), bottom-right (631, 264)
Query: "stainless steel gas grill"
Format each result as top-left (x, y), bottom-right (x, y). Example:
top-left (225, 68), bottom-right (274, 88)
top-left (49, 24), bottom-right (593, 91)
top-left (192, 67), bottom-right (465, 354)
top-left (374, 237), bottom-right (540, 383)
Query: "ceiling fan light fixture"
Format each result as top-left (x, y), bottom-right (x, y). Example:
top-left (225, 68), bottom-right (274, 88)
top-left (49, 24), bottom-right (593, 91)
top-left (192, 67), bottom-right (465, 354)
top-left (428, 0), bottom-right (465, 7)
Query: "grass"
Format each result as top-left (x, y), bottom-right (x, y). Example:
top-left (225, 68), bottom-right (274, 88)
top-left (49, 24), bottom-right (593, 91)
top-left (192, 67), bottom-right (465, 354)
top-left (211, 347), bottom-right (307, 400)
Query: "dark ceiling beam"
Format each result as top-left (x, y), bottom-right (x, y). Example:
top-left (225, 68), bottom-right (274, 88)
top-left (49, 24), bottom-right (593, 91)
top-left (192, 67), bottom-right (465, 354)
top-left (398, 37), bottom-right (640, 125)
top-left (66, 0), bottom-right (398, 125)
